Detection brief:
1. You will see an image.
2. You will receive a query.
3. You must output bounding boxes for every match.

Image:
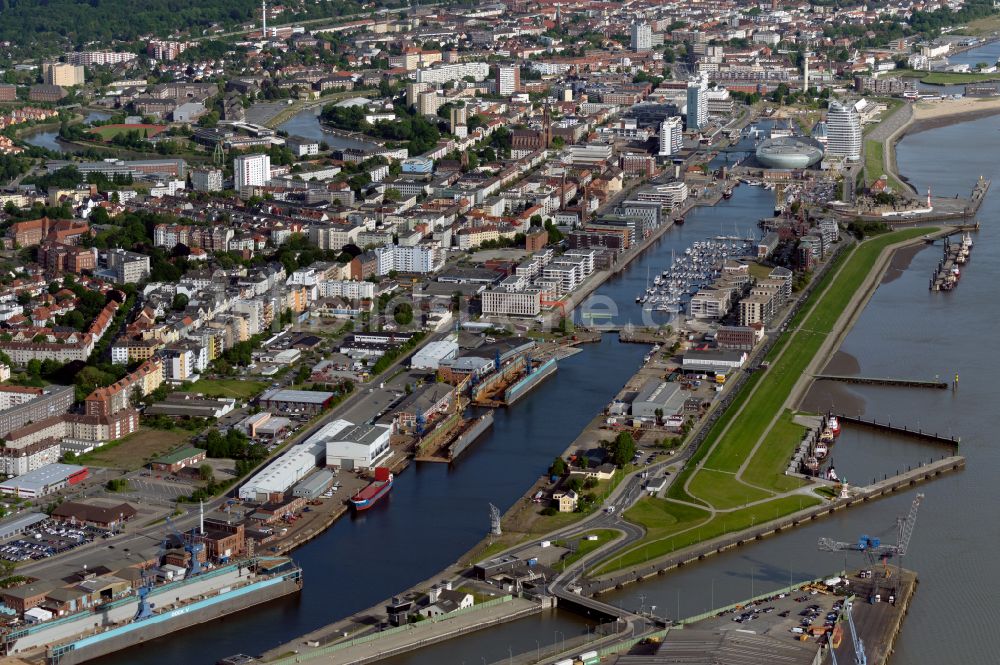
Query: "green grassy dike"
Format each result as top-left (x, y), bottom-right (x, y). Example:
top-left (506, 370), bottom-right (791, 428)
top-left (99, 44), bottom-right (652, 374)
top-left (592, 228), bottom-right (933, 575)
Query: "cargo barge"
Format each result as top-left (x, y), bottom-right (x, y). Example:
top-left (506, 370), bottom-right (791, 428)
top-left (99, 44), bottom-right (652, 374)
top-left (2, 557), bottom-right (302, 665)
top-left (351, 467), bottom-right (393, 511)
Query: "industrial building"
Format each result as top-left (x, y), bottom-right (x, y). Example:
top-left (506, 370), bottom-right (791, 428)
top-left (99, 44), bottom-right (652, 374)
top-left (151, 447), bottom-right (207, 473)
top-left (259, 389), bottom-right (336, 415)
top-left (0, 464), bottom-right (88, 498)
top-left (681, 350), bottom-right (748, 374)
top-left (324, 424), bottom-right (392, 470)
top-left (145, 394), bottom-right (236, 419)
top-left (292, 470), bottom-right (335, 499)
top-left (238, 440), bottom-right (326, 502)
top-left (0, 513), bottom-right (47, 540)
top-left (410, 338), bottom-right (459, 371)
top-left (630, 379), bottom-right (686, 420)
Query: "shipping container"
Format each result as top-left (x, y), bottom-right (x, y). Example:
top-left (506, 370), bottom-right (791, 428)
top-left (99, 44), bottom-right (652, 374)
top-left (554, 660), bottom-right (574, 665)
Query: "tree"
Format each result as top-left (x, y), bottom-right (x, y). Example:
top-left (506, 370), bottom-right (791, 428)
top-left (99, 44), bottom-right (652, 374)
top-left (602, 431), bottom-right (636, 467)
top-left (171, 293), bottom-right (189, 311)
top-left (198, 464), bottom-right (214, 481)
top-left (550, 456), bottom-right (567, 476)
top-left (393, 302), bottom-right (414, 326)
top-left (106, 478), bottom-right (129, 492)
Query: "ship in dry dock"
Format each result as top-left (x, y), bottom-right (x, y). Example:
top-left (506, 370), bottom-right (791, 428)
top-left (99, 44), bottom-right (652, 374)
top-left (0, 517), bottom-right (302, 665)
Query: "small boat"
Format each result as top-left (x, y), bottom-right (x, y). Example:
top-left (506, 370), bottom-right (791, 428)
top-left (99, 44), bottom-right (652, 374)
top-left (815, 442), bottom-right (828, 459)
top-left (828, 416), bottom-right (841, 436)
top-left (674, 216), bottom-right (685, 225)
top-left (722, 188), bottom-right (733, 199)
top-left (820, 428), bottom-right (835, 444)
top-left (351, 467), bottom-right (393, 511)
top-left (804, 456), bottom-right (820, 474)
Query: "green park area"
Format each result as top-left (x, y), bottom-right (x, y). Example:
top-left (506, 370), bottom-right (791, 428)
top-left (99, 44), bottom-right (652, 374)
top-left (179, 378), bottom-right (268, 400)
top-left (89, 123), bottom-right (168, 141)
top-left (592, 228), bottom-right (932, 575)
top-left (555, 529), bottom-right (621, 571)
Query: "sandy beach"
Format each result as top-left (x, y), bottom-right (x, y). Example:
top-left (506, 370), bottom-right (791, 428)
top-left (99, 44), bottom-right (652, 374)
top-left (909, 96), bottom-right (1000, 130)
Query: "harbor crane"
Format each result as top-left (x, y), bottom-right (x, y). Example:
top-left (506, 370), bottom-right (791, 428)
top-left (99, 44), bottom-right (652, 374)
top-left (817, 493), bottom-right (923, 603)
top-left (828, 597), bottom-right (867, 665)
top-left (165, 516), bottom-right (205, 576)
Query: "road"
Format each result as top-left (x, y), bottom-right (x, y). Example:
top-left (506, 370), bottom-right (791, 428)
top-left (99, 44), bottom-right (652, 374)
top-left (15, 330), bottom-right (444, 583)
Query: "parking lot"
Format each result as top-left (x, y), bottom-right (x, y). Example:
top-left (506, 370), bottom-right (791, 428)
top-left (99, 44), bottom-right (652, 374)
top-left (692, 584), bottom-right (846, 645)
top-left (0, 520), bottom-right (97, 562)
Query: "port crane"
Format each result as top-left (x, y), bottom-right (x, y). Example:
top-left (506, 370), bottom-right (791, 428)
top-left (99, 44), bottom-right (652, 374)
top-left (828, 598), bottom-right (867, 665)
top-left (817, 493), bottom-right (923, 603)
top-left (165, 516), bottom-right (205, 576)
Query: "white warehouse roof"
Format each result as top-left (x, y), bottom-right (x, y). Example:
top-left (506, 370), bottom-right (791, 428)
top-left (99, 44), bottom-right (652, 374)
top-left (238, 422), bottom-right (350, 500)
top-left (410, 338), bottom-right (459, 371)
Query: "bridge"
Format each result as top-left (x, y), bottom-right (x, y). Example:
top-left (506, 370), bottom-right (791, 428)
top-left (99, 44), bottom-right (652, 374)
top-left (814, 374), bottom-right (949, 389)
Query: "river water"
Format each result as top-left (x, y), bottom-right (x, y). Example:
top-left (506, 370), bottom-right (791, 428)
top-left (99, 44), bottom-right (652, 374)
top-left (277, 109), bottom-right (381, 151)
top-left (93, 60), bottom-right (1000, 663)
top-left (597, 113), bottom-right (1000, 665)
top-left (21, 111), bottom-right (112, 152)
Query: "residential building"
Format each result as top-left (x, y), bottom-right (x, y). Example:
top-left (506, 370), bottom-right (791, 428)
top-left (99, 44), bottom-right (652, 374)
top-left (658, 117), bottom-right (683, 157)
top-left (41, 63), bottom-right (84, 87)
top-left (105, 249), bottom-right (150, 283)
top-left (191, 168), bottom-right (223, 193)
top-left (631, 22), bottom-right (652, 52)
top-left (686, 73), bottom-right (709, 131)
top-left (234, 154), bottom-right (271, 191)
top-left (495, 66), bottom-right (520, 95)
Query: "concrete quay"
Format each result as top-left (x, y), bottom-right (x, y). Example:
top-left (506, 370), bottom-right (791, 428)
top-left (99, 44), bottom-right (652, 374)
top-left (262, 596), bottom-right (544, 665)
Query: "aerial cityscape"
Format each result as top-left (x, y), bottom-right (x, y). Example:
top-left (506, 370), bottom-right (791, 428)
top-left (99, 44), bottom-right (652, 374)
top-left (0, 0), bottom-right (994, 663)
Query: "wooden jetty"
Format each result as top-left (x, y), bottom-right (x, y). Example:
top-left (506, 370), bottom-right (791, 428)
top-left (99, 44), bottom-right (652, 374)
top-left (835, 413), bottom-right (960, 446)
top-left (814, 375), bottom-right (948, 389)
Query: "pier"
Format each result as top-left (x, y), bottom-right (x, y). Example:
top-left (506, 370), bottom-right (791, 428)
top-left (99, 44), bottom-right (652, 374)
top-left (814, 374), bottom-right (948, 389)
top-left (835, 413), bottom-right (960, 446)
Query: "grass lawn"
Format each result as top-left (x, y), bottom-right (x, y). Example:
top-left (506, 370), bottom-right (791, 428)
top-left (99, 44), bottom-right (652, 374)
top-left (593, 495), bottom-right (822, 574)
top-left (180, 378), bottom-right (268, 400)
top-left (76, 427), bottom-right (191, 470)
top-left (747, 263), bottom-right (773, 280)
top-left (555, 529), bottom-right (621, 571)
top-left (687, 469), bottom-right (772, 509)
top-left (955, 14), bottom-right (1000, 35)
top-left (678, 229), bottom-right (932, 508)
top-left (741, 410), bottom-right (808, 493)
top-left (89, 123), bottom-right (167, 140)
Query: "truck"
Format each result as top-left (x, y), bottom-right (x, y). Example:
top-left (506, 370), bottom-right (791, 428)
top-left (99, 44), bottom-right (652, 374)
top-left (578, 650), bottom-right (599, 665)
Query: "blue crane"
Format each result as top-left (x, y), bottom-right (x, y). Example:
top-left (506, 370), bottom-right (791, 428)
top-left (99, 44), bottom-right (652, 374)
top-left (133, 536), bottom-right (170, 622)
top-left (818, 494), bottom-right (923, 603)
top-left (165, 516), bottom-right (205, 576)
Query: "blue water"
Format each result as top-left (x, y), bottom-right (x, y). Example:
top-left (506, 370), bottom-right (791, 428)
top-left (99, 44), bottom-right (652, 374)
top-left (21, 110), bottom-right (112, 151)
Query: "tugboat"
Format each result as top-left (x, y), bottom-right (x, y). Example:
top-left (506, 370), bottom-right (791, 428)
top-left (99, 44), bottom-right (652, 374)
top-left (674, 216), bottom-right (685, 225)
top-left (804, 456), bottom-right (820, 475)
top-left (828, 416), bottom-right (841, 437)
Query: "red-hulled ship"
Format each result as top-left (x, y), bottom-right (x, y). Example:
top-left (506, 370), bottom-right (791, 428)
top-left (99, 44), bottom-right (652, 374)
top-left (351, 467), bottom-right (393, 511)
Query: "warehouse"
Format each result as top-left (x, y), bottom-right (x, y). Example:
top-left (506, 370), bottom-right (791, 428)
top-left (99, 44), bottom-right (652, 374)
top-left (238, 441), bottom-right (326, 502)
top-left (630, 379), bottom-right (686, 420)
top-left (292, 469), bottom-right (335, 499)
top-left (324, 424), bottom-right (392, 470)
top-left (0, 464), bottom-right (88, 498)
top-left (145, 394), bottom-right (236, 419)
top-left (410, 338), bottom-right (459, 371)
top-left (0, 512), bottom-right (47, 540)
top-left (259, 389), bottom-right (336, 415)
top-left (151, 447), bottom-right (207, 473)
top-left (681, 349), bottom-right (748, 374)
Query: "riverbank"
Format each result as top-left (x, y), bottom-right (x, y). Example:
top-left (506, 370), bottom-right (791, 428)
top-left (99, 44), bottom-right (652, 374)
top-left (909, 96), bottom-right (1000, 130)
top-left (585, 227), bottom-right (942, 577)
